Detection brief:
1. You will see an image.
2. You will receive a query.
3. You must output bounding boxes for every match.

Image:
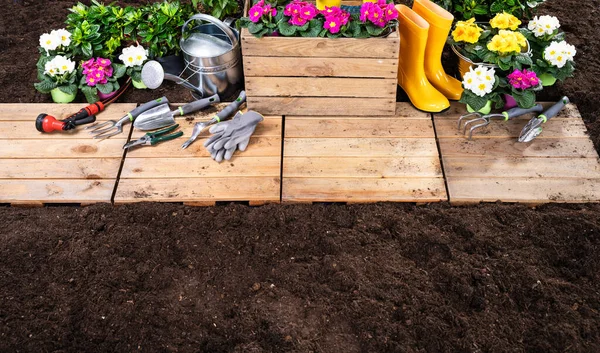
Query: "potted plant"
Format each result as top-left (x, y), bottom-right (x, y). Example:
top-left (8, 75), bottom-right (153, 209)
top-left (459, 65), bottom-right (502, 113)
top-left (34, 55), bottom-right (78, 103)
top-left (501, 68), bottom-right (541, 108)
top-left (525, 15), bottom-right (576, 86)
top-left (79, 57), bottom-right (126, 103)
top-left (433, 0), bottom-right (545, 21)
top-left (119, 44), bottom-right (149, 89)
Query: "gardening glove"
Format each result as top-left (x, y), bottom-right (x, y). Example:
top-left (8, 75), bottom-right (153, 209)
top-left (204, 111), bottom-right (264, 162)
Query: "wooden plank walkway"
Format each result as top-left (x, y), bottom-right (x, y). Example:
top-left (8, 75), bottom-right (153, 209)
top-left (434, 102), bottom-right (600, 205)
top-left (114, 104), bottom-right (282, 206)
top-left (282, 103), bottom-right (448, 203)
top-left (0, 103), bottom-right (136, 206)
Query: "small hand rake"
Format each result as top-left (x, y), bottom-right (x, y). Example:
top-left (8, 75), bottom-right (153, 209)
top-left (457, 104), bottom-right (544, 140)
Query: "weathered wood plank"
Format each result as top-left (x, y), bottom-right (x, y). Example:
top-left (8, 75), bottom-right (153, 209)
top-left (283, 156), bottom-right (442, 178)
top-left (0, 158), bottom-right (121, 179)
top-left (241, 28), bottom-right (399, 58)
top-left (125, 136), bottom-right (281, 158)
top-left (245, 77), bottom-right (397, 98)
top-left (0, 139), bottom-right (126, 158)
top-left (434, 102), bottom-right (582, 120)
top-left (0, 103), bottom-right (137, 121)
top-left (443, 157), bottom-right (600, 179)
top-left (0, 179), bottom-right (115, 203)
top-left (243, 56), bottom-right (398, 78)
top-left (114, 177), bottom-right (281, 203)
top-left (282, 177), bottom-right (447, 202)
top-left (248, 97), bottom-right (396, 116)
top-left (441, 117), bottom-right (588, 139)
top-left (284, 138), bottom-right (439, 157)
top-left (121, 156), bottom-right (281, 178)
top-left (437, 138), bottom-right (598, 158)
top-left (446, 177), bottom-right (600, 204)
top-left (285, 118), bottom-right (434, 138)
top-left (0, 121), bottom-right (132, 139)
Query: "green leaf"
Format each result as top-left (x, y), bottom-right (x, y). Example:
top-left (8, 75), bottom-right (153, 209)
top-left (473, 5), bottom-right (489, 15)
top-left (96, 82), bottom-right (114, 94)
top-left (81, 85), bottom-right (99, 103)
top-left (248, 21), bottom-right (265, 34)
top-left (513, 90), bottom-right (536, 108)
top-left (82, 42), bottom-right (93, 58)
top-left (366, 24), bottom-right (385, 37)
top-left (131, 70), bottom-right (142, 82)
top-left (490, 1), bottom-right (504, 13)
top-left (516, 54), bottom-right (533, 66)
top-left (34, 79), bottom-right (57, 94)
top-left (58, 84), bottom-right (78, 96)
top-left (112, 63), bottom-right (127, 79)
top-left (278, 21), bottom-right (296, 36)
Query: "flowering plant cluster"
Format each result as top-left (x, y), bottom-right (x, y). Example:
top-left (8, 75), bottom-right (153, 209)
top-left (78, 57), bottom-right (126, 103)
top-left (460, 65), bottom-right (504, 111)
top-left (119, 44), bottom-right (149, 82)
top-left (34, 55), bottom-right (78, 96)
top-left (39, 29), bottom-right (72, 56)
top-left (240, 0), bottom-right (398, 38)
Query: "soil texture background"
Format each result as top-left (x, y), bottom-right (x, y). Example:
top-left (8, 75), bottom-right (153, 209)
top-left (1, 0), bottom-right (600, 352)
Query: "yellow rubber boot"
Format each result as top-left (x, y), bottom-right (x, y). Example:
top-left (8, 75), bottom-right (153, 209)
top-left (395, 5), bottom-right (449, 112)
top-left (412, 0), bottom-right (463, 100)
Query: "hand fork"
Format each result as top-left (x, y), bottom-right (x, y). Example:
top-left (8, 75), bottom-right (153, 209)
top-left (458, 104), bottom-right (544, 140)
top-left (87, 97), bottom-right (168, 139)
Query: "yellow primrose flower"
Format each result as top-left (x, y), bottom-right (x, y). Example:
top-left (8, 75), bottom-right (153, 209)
top-left (487, 30), bottom-right (526, 55)
top-left (452, 18), bottom-right (483, 44)
top-left (490, 12), bottom-right (521, 30)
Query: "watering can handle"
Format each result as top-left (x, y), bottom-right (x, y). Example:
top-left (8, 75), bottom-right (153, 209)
top-left (182, 14), bottom-right (238, 47)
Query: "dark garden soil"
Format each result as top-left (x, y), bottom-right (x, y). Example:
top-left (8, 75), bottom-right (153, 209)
top-left (1, 0), bottom-right (600, 352)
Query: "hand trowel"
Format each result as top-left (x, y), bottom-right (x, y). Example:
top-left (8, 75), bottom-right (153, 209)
top-left (133, 94), bottom-right (220, 131)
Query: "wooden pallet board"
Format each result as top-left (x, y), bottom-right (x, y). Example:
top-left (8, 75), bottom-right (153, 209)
top-left (434, 102), bottom-right (600, 205)
top-left (282, 103), bottom-right (447, 203)
top-left (114, 104), bottom-right (282, 206)
top-left (0, 103), bottom-right (136, 205)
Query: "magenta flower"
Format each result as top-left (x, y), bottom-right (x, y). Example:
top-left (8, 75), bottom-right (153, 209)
top-left (284, 3), bottom-right (301, 17)
top-left (290, 15), bottom-right (307, 26)
top-left (104, 65), bottom-right (113, 78)
top-left (86, 75), bottom-right (98, 87)
top-left (248, 4), bottom-right (263, 22)
top-left (97, 58), bottom-right (111, 67)
top-left (340, 11), bottom-right (350, 25)
top-left (377, 0), bottom-right (387, 6)
top-left (270, 7), bottom-right (277, 16)
top-left (507, 69), bottom-right (539, 90)
top-left (299, 4), bottom-right (317, 20)
top-left (384, 3), bottom-right (397, 21)
top-left (324, 18), bottom-right (341, 33)
top-left (360, 2), bottom-right (374, 22)
top-left (322, 6), bottom-right (341, 17)
top-left (368, 5), bottom-right (384, 23)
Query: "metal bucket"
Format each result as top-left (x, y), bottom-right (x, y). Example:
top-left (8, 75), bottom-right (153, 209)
top-left (451, 40), bottom-right (531, 79)
top-left (179, 14), bottom-right (243, 100)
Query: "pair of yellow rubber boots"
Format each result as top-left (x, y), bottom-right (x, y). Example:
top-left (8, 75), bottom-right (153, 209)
top-left (396, 0), bottom-right (463, 112)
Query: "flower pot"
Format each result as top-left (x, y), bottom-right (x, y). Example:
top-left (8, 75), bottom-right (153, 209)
top-left (316, 0), bottom-right (341, 10)
top-left (539, 73), bottom-right (557, 86)
top-left (132, 79), bottom-right (147, 89)
top-left (50, 87), bottom-right (77, 103)
top-left (97, 90), bottom-right (118, 101)
top-left (466, 100), bottom-right (492, 114)
top-left (503, 94), bottom-right (518, 110)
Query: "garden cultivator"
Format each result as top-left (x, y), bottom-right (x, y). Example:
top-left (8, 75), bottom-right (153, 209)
top-left (457, 104), bottom-right (544, 140)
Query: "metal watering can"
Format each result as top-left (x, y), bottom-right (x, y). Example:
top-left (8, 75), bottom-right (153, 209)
top-left (178, 14), bottom-right (243, 100)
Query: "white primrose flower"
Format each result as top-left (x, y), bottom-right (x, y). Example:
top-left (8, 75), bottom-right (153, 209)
top-left (39, 32), bottom-right (60, 54)
top-left (471, 80), bottom-right (494, 97)
top-left (544, 40), bottom-right (576, 68)
top-left (119, 45), bottom-right (148, 67)
top-left (463, 65), bottom-right (495, 97)
top-left (51, 29), bottom-right (71, 47)
top-left (528, 15), bottom-right (560, 37)
top-left (52, 55), bottom-right (75, 74)
top-left (44, 61), bottom-right (58, 77)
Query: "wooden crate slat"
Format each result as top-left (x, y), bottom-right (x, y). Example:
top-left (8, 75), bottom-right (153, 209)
top-left (243, 56), bottom-right (398, 78)
top-left (446, 177), bottom-right (600, 204)
top-left (125, 136), bottom-right (281, 158)
top-left (0, 121), bottom-right (132, 139)
top-left (444, 157), bottom-right (600, 179)
top-left (0, 103), bottom-right (137, 121)
top-left (282, 177), bottom-right (446, 202)
top-left (114, 177), bottom-right (281, 203)
top-left (284, 137), bottom-right (439, 157)
top-left (0, 179), bottom-right (115, 203)
top-left (0, 158), bottom-right (121, 179)
top-left (121, 156), bottom-right (281, 178)
top-left (241, 28), bottom-right (399, 58)
top-left (435, 102), bottom-right (582, 120)
top-left (245, 77), bottom-right (397, 98)
top-left (440, 117), bottom-right (588, 139)
top-left (437, 138), bottom-right (598, 158)
top-left (283, 156), bottom-right (442, 178)
top-left (247, 97), bottom-right (396, 116)
top-left (284, 118), bottom-right (434, 138)
top-left (0, 139), bottom-right (126, 158)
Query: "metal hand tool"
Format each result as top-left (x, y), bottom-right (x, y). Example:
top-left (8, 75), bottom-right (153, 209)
top-left (133, 94), bottom-right (220, 131)
top-left (518, 96), bottom-right (569, 143)
top-left (123, 124), bottom-right (183, 150)
top-left (460, 104), bottom-right (545, 139)
top-left (181, 90), bottom-right (246, 149)
top-left (86, 96), bottom-right (169, 139)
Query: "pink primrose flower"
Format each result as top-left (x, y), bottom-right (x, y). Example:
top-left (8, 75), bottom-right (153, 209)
top-left (367, 5), bottom-right (384, 23)
top-left (299, 4), bottom-right (317, 20)
top-left (270, 7), bottom-right (277, 16)
top-left (285, 3), bottom-right (301, 17)
top-left (249, 4), bottom-right (263, 22)
top-left (324, 18), bottom-right (341, 33)
top-left (86, 75), bottom-right (98, 87)
top-left (290, 15), bottom-right (307, 26)
top-left (97, 58), bottom-right (111, 67)
top-left (507, 69), bottom-right (539, 90)
top-left (104, 65), bottom-right (113, 78)
top-left (384, 3), bottom-right (397, 21)
top-left (360, 2), bottom-right (374, 22)
top-left (322, 6), bottom-right (341, 17)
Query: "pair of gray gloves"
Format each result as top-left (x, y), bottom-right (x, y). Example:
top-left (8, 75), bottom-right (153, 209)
top-left (204, 110), bottom-right (264, 162)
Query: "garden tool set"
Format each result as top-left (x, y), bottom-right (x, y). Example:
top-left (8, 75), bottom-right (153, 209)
top-left (86, 97), bottom-right (169, 139)
top-left (204, 110), bottom-right (264, 162)
top-left (457, 104), bottom-right (544, 140)
top-left (35, 79), bottom-right (131, 133)
top-left (181, 91), bottom-right (246, 149)
top-left (133, 94), bottom-right (220, 131)
top-left (123, 124), bottom-right (184, 150)
top-left (518, 96), bottom-right (569, 143)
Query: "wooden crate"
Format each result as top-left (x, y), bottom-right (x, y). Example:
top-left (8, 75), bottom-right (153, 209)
top-left (114, 104), bottom-right (282, 206)
top-left (241, 2), bottom-right (399, 116)
top-left (0, 103), bottom-right (136, 206)
top-left (434, 102), bottom-right (600, 205)
top-left (282, 103), bottom-right (447, 203)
